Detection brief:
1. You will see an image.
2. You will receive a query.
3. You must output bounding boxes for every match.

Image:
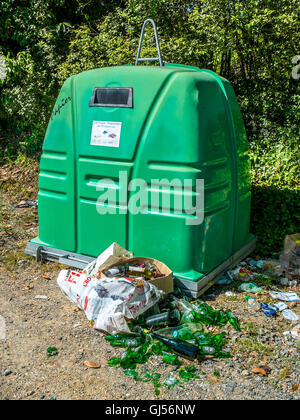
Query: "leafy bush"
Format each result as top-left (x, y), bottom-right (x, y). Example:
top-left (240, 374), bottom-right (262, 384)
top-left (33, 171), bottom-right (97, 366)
top-left (249, 134), bottom-right (300, 254)
top-left (0, 0), bottom-right (124, 148)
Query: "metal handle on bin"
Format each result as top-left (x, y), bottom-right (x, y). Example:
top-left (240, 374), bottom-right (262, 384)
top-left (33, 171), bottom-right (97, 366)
top-left (135, 19), bottom-right (163, 66)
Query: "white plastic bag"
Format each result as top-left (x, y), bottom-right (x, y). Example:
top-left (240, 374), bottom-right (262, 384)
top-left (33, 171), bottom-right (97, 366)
top-left (57, 244), bottom-right (164, 334)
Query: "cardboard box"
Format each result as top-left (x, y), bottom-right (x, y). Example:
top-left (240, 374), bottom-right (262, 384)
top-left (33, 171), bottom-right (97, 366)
top-left (284, 233), bottom-right (300, 253)
top-left (281, 233), bottom-right (300, 278)
top-left (98, 256), bottom-right (174, 295)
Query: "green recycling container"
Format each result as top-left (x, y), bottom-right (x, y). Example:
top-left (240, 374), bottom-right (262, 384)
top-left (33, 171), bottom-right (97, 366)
top-left (25, 63), bottom-right (256, 296)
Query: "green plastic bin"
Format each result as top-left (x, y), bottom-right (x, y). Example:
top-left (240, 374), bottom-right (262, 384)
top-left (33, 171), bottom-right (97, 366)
top-left (25, 21), bottom-right (256, 296)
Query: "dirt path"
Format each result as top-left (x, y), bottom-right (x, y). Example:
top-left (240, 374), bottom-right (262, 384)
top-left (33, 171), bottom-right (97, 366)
top-left (0, 162), bottom-right (299, 400)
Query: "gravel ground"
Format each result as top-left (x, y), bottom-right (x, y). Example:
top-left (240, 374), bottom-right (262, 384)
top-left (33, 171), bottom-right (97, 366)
top-left (0, 162), bottom-right (299, 400)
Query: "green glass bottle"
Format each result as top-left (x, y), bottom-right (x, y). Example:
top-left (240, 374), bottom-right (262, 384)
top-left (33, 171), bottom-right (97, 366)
top-left (162, 353), bottom-right (181, 366)
top-left (107, 337), bottom-right (142, 348)
top-left (178, 365), bottom-right (200, 380)
top-left (105, 333), bottom-right (139, 342)
top-left (198, 345), bottom-right (216, 356)
top-left (145, 309), bottom-right (181, 327)
top-left (134, 343), bottom-right (150, 364)
top-left (180, 310), bottom-right (197, 324)
top-left (173, 327), bottom-right (193, 341)
top-left (120, 351), bottom-right (137, 369)
top-left (114, 340), bottom-right (150, 369)
top-left (156, 323), bottom-right (204, 341)
top-left (198, 344), bottom-right (231, 358)
top-left (193, 332), bottom-right (211, 346)
top-left (151, 341), bottom-right (170, 355)
top-left (164, 375), bottom-right (179, 387)
top-left (108, 357), bottom-right (121, 366)
top-left (171, 296), bottom-right (196, 312)
top-left (213, 332), bottom-right (227, 348)
top-left (120, 348), bottom-right (138, 369)
top-left (216, 350), bottom-right (231, 358)
top-left (152, 332), bottom-right (199, 360)
top-left (225, 310), bottom-right (241, 331)
top-left (126, 265), bottom-right (146, 276)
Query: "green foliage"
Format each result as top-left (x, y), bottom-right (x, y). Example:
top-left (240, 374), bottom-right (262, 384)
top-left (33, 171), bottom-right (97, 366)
top-left (0, 128), bottom-right (43, 162)
top-left (249, 132), bottom-right (299, 255)
top-left (251, 186), bottom-right (299, 255)
top-left (0, 0), bottom-right (124, 141)
top-left (0, 0), bottom-right (69, 141)
top-left (0, 0), bottom-right (299, 254)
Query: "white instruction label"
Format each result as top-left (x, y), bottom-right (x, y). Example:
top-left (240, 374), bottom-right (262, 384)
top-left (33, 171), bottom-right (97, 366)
top-left (90, 121), bottom-right (122, 147)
